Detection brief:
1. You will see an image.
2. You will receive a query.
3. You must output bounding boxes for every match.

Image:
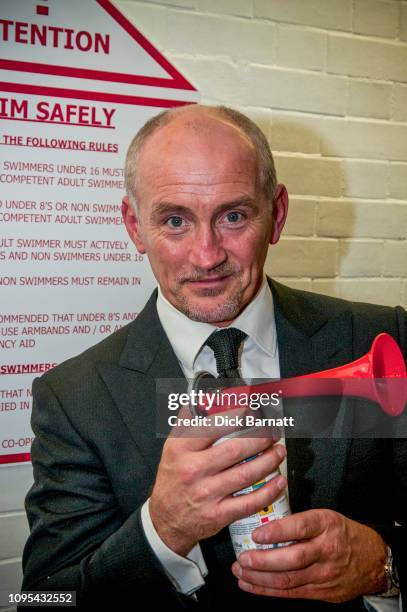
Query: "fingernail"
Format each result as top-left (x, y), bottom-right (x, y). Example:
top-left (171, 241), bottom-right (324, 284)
top-left (239, 553), bottom-right (252, 567)
top-left (275, 445), bottom-right (286, 460)
top-left (239, 580), bottom-right (252, 592)
top-left (254, 529), bottom-right (266, 543)
top-left (232, 563), bottom-right (242, 577)
top-left (276, 475), bottom-right (287, 491)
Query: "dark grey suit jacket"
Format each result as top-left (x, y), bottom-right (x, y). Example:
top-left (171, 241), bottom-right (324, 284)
top-left (22, 280), bottom-right (407, 611)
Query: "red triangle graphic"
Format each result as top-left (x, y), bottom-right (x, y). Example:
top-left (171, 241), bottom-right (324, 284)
top-left (0, 0), bottom-right (196, 92)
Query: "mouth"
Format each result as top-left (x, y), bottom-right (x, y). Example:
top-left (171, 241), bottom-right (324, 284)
top-left (186, 274), bottom-right (232, 288)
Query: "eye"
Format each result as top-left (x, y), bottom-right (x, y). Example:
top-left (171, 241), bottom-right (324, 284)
top-left (166, 216), bottom-right (184, 228)
top-left (225, 211), bottom-right (244, 223)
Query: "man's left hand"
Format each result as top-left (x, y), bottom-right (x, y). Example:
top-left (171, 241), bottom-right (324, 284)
top-left (231, 509), bottom-right (388, 602)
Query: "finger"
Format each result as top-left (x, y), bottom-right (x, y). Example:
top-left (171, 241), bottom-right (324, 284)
top-left (232, 563), bottom-right (323, 591)
top-left (222, 472), bottom-right (287, 524)
top-left (204, 432), bottom-right (283, 474)
top-left (237, 540), bottom-right (319, 573)
top-left (168, 405), bottom-right (252, 451)
top-left (236, 579), bottom-right (324, 600)
top-left (167, 407), bottom-right (231, 451)
top-left (250, 509), bottom-right (326, 546)
top-left (213, 444), bottom-right (286, 497)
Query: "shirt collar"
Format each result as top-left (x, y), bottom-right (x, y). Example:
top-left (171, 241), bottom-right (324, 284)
top-left (156, 277), bottom-right (277, 373)
top-left (232, 278), bottom-right (277, 359)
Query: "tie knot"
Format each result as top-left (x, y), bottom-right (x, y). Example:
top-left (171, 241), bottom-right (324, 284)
top-left (205, 328), bottom-right (247, 378)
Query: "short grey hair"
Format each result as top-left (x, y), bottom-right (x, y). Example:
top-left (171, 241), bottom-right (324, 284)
top-left (124, 104), bottom-right (277, 212)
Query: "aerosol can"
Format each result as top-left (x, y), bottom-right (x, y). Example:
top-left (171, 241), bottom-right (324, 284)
top-left (188, 372), bottom-right (292, 558)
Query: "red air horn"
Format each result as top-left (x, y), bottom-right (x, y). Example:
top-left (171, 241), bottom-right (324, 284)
top-left (200, 333), bottom-right (407, 417)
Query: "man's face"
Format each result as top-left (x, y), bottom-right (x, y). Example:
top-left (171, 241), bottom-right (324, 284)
top-left (123, 115), bottom-right (287, 326)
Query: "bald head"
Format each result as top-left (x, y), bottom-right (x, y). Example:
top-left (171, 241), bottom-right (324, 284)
top-left (124, 104), bottom-right (277, 212)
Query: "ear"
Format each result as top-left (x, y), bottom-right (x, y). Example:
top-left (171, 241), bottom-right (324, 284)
top-left (121, 196), bottom-right (146, 254)
top-left (270, 184), bottom-right (289, 245)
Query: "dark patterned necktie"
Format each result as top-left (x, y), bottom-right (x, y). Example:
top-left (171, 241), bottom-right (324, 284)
top-left (205, 328), bottom-right (247, 379)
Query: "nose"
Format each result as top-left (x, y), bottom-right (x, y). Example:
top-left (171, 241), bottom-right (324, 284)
top-left (189, 224), bottom-right (227, 270)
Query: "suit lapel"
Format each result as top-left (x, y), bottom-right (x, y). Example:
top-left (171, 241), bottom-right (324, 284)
top-left (270, 280), bottom-right (354, 512)
top-left (96, 290), bottom-right (186, 478)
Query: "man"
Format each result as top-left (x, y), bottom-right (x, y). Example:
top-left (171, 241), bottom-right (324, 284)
top-left (22, 105), bottom-right (406, 610)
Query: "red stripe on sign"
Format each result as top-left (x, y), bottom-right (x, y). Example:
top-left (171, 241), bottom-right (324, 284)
top-left (0, 82), bottom-right (195, 109)
top-left (0, 453), bottom-right (31, 465)
top-left (96, 0), bottom-right (196, 91)
top-left (0, 115), bottom-right (115, 129)
top-left (36, 5), bottom-right (49, 15)
top-left (0, 59), bottom-right (193, 91)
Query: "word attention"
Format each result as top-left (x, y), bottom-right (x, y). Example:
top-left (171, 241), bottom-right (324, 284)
top-left (0, 19), bottom-right (110, 53)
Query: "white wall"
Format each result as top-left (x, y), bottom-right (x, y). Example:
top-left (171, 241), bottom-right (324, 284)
top-left (118, 0), bottom-right (407, 306)
top-left (2, 1), bottom-right (406, 606)
top-left (0, 466), bottom-right (32, 610)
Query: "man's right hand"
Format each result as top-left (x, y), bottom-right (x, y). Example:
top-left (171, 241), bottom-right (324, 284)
top-left (149, 415), bottom-right (287, 557)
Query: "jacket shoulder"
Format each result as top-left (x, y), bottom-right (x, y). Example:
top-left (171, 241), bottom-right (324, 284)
top-left (271, 280), bottom-right (406, 354)
top-left (39, 320), bottom-right (133, 389)
top-left (273, 279), bottom-right (403, 320)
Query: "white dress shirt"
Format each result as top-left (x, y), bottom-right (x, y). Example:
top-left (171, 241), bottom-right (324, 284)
top-left (140, 278), bottom-right (398, 611)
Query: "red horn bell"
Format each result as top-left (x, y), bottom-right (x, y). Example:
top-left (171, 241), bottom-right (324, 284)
top-left (275, 333), bottom-right (407, 416)
top-left (210, 333), bottom-right (407, 417)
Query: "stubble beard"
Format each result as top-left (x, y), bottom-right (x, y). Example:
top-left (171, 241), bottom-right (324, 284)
top-left (174, 274), bottom-right (245, 324)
